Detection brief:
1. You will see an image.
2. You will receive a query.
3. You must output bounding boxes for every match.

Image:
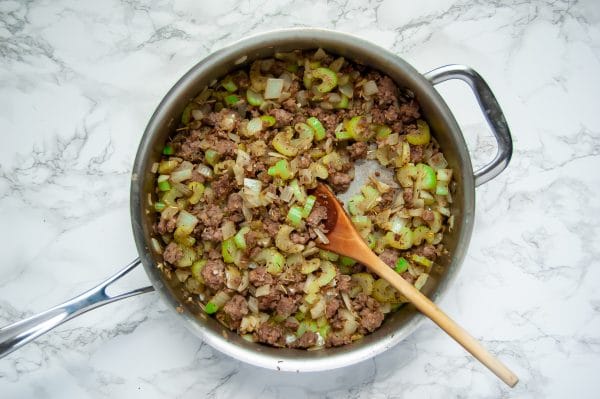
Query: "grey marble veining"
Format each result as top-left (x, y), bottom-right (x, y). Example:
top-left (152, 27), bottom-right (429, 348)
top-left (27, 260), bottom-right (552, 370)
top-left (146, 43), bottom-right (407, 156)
top-left (1, 0), bottom-right (599, 397)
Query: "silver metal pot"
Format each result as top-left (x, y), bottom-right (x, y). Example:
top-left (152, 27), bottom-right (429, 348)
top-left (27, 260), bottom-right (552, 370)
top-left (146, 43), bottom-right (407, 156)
top-left (0, 29), bottom-right (512, 371)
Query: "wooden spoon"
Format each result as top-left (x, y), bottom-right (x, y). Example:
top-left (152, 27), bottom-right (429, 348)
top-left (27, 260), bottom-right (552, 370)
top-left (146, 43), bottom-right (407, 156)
top-left (313, 183), bottom-right (519, 387)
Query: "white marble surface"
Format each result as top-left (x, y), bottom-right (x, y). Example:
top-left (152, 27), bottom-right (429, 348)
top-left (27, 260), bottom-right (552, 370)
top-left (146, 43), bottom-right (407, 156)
top-left (1, 0), bottom-right (599, 397)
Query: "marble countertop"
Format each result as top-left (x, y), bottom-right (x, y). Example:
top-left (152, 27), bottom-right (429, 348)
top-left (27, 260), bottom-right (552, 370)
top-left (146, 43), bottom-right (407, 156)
top-left (1, 0), bottom-right (599, 397)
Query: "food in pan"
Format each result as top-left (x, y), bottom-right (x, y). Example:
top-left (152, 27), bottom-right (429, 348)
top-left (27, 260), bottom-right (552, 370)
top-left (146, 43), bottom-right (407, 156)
top-left (150, 49), bottom-right (454, 349)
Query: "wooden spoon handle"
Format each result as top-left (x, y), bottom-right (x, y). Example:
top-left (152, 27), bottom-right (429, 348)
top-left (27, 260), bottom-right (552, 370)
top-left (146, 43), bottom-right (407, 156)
top-left (359, 249), bottom-right (519, 387)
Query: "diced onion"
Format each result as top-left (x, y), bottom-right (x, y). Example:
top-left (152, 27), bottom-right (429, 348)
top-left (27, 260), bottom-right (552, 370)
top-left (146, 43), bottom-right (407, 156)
top-left (280, 72), bottom-right (293, 90)
top-left (221, 220), bottom-right (236, 240)
top-left (310, 296), bottom-right (326, 319)
top-left (339, 82), bottom-right (354, 98)
top-left (414, 273), bottom-right (429, 291)
top-left (363, 80), bottom-right (378, 96)
top-left (171, 167), bottom-right (192, 183)
top-left (255, 285), bottom-right (271, 297)
top-left (339, 309), bottom-right (358, 335)
top-left (176, 210), bottom-right (199, 232)
top-left (247, 296), bottom-right (259, 314)
top-left (285, 334), bottom-right (298, 345)
top-left (151, 238), bottom-right (163, 254)
top-left (264, 78), bottom-right (284, 99)
top-left (246, 117), bottom-right (263, 136)
top-left (313, 228), bottom-right (329, 245)
top-left (196, 164), bottom-right (213, 178)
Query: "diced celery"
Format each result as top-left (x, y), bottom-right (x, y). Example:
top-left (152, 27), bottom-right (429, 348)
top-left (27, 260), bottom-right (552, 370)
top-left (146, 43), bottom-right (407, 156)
top-left (411, 254), bottom-right (433, 268)
top-left (287, 205), bottom-right (304, 227)
top-left (339, 256), bottom-right (356, 267)
top-left (348, 194), bottom-right (365, 216)
top-left (246, 89), bottom-right (263, 106)
top-left (317, 261), bottom-right (336, 286)
top-left (290, 179), bottom-right (306, 203)
top-left (306, 117), bottom-right (326, 141)
top-left (406, 119), bottom-right (431, 145)
top-left (335, 130), bottom-right (352, 140)
top-left (234, 226), bottom-right (250, 250)
top-left (416, 163), bottom-right (437, 191)
top-left (267, 159), bottom-right (293, 180)
top-left (272, 129), bottom-right (298, 156)
top-left (260, 115), bottom-right (276, 127)
top-left (319, 250), bottom-right (339, 262)
top-left (374, 125), bottom-right (392, 139)
top-left (157, 175), bottom-right (171, 192)
top-left (384, 228), bottom-right (413, 250)
top-left (154, 201), bottom-right (166, 212)
top-left (221, 238), bottom-right (238, 264)
top-left (222, 78), bottom-right (238, 93)
top-left (187, 182), bottom-right (205, 205)
top-left (224, 94), bottom-right (240, 106)
top-left (181, 104), bottom-right (193, 125)
top-left (312, 67), bottom-right (338, 93)
top-left (395, 257), bottom-right (409, 273)
top-left (204, 302), bottom-right (218, 314)
top-left (334, 94), bottom-right (349, 109)
top-left (302, 195), bottom-right (316, 218)
top-left (301, 258), bottom-right (321, 274)
top-left (204, 149), bottom-right (220, 166)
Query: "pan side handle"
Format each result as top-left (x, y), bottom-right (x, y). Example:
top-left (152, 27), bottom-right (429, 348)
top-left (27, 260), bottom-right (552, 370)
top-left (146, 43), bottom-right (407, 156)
top-left (0, 258), bottom-right (153, 359)
top-left (425, 65), bottom-right (513, 187)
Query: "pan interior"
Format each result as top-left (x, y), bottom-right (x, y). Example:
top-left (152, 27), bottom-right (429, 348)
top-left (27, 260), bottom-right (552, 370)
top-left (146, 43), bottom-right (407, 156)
top-left (130, 28), bottom-right (475, 372)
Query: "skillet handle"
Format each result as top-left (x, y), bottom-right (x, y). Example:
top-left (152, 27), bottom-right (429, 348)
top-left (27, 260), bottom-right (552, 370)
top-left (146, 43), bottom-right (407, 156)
top-left (424, 65), bottom-right (513, 187)
top-left (0, 258), bottom-right (153, 359)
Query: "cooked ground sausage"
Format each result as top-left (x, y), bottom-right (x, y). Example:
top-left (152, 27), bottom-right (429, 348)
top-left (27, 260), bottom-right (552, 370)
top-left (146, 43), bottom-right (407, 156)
top-left (153, 49), bottom-right (454, 350)
top-left (201, 259), bottom-right (226, 291)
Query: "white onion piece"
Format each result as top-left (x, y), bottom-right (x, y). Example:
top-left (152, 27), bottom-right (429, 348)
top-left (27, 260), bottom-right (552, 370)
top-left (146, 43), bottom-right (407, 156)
top-left (280, 186), bottom-right (293, 203)
top-left (243, 178), bottom-right (262, 194)
top-left (304, 273), bottom-right (316, 294)
top-left (363, 80), bottom-right (378, 96)
top-left (279, 72), bottom-right (293, 90)
top-left (240, 315), bottom-right (259, 333)
top-left (255, 285), bottom-right (271, 297)
top-left (233, 164), bottom-right (245, 185)
top-left (170, 167), bottom-right (192, 183)
top-left (151, 238), bottom-right (163, 255)
top-left (196, 164), bottom-right (213, 178)
top-left (264, 78), bottom-right (284, 99)
top-left (341, 293), bottom-right (358, 317)
top-left (225, 266), bottom-right (241, 290)
top-left (285, 334), bottom-right (298, 345)
top-left (175, 268), bottom-right (190, 283)
top-left (191, 109), bottom-right (204, 121)
top-left (379, 302), bottom-right (391, 314)
top-left (327, 93), bottom-right (341, 104)
top-left (246, 117), bottom-right (263, 136)
top-left (414, 274), bottom-right (429, 291)
top-left (389, 215), bottom-right (409, 234)
top-left (237, 271), bottom-right (249, 293)
top-left (339, 309), bottom-right (358, 335)
top-left (210, 291), bottom-right (231, 308)
top-left (221, 220), bottom-right (236, 240)
top-left (313, 228), bottom-right (330, 245)
top-left (176, 210), bottom-right (198, 231)
top-left (310, 296), bottom-right (326, 319)
top-left (339, 82), bottom-right (354, 98)
top-left (247, 296), bottom-right (259, 314)
top-left (296, 90), bottom-right (308, 106)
